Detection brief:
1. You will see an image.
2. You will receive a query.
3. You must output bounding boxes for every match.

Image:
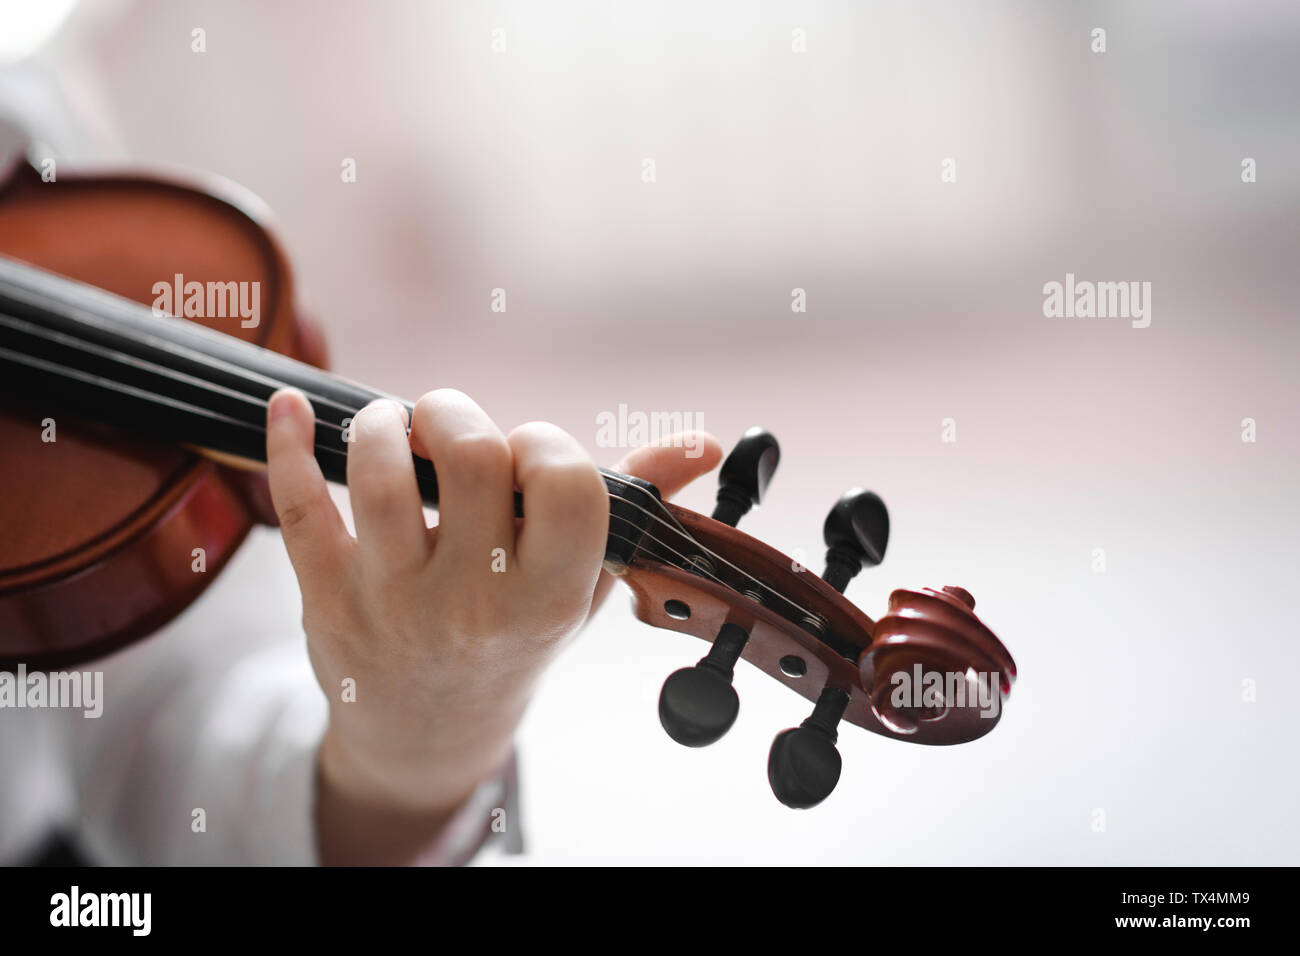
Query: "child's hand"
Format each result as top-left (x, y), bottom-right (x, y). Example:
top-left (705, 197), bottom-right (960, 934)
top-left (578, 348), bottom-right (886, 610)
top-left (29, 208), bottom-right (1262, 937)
top-left (265, 387), bottom-right (719, 863)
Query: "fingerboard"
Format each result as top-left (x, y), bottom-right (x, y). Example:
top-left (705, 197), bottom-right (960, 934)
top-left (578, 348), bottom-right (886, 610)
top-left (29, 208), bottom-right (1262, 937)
top-left (0, 255), bottom-right (661, 567)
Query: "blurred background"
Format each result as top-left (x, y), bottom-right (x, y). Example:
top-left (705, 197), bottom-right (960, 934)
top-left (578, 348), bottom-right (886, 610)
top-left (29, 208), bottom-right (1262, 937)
top-left (3, 0), bottom-right (1297, 864)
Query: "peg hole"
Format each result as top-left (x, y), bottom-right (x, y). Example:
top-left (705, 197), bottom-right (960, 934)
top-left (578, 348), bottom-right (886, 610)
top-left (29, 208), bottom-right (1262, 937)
top-left (663, 599), bottom-right (691, 621)
top-left (779, 655), bottom-right (807, 678)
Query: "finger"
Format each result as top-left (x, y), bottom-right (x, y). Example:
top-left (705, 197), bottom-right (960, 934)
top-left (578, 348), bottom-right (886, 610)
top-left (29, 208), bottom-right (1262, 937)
top-left (409, 389), bottom-right (515, 564)
top-left (611, 430), bottom-right (723, 500)
top-left (590, 430), bottom-right (723, 612)
top-left (346, 399), bottom-right (429, 570)
top-left (508, 422), bottom-right (607, 585)
top-left (266, 388), bottom-right (350, 593)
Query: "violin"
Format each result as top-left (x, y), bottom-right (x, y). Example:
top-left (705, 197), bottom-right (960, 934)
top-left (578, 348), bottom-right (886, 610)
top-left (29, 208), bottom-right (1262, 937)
top-left (0, 157), bottom-right (1016, 809)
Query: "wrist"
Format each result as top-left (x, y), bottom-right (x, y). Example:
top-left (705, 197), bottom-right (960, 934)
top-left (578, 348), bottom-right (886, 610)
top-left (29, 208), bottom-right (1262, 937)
top-left (318, 718), bottom-right (509, 816)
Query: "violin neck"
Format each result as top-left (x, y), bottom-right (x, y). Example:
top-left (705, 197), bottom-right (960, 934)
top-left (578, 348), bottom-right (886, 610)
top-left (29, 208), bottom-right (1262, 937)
top-left (0, 255), bottom-right (660, 566)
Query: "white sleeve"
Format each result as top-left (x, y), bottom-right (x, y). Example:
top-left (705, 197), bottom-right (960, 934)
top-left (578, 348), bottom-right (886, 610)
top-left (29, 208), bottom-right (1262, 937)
top-left (72, 641), bottom-right (325, 866)
top-left (65, 527), bottom-right (507, 866)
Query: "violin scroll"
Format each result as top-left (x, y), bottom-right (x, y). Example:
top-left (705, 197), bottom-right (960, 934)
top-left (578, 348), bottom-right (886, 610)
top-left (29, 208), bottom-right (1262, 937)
top-left (861, 586), bottom-right (1016, 745)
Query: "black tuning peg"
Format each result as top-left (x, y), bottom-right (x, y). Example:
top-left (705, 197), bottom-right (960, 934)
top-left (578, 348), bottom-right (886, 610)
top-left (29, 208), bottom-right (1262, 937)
top-left (711, 427), bottom-right (780, 527)
top-left (662, 428), bottom-right (778, 743)
top-left (659, 623), bottom-right (750, 747)
top-left (768, 687), bottom-right (850, 809)
top-left (821, 489), bottom-right (889, 593)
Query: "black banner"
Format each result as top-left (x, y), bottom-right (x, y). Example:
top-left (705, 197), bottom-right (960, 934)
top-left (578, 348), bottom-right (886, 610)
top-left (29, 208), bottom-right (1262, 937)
top-left (0, 865), bottom-right (1285, 942)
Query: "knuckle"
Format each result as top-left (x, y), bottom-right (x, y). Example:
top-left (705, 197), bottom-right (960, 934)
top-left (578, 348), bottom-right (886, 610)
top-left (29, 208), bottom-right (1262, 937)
top-left (527, 571), bottom-right (597, 626)
top-left (509, 419), bottom-right (564, 447)
top-left (356, 471), bottom-right (411, 516)
top-left (531, 457), bottom-right (606, 521)
top-left (541, 456), bottom-right (601, 494)
top-left (510, 422), bottom-right (589, 478)
top-left (277, 500), bottom-right (314, 532)
top-left (276, 485), bottom-right (331, 533)
top-left (353, 399), bottom-right (406, 439)
top-left (415, 387), bottom-right (471, 413)
top-left (441, 431), bottom-right (512, 483)
top-left (412, 388), bottom-right (475, 435)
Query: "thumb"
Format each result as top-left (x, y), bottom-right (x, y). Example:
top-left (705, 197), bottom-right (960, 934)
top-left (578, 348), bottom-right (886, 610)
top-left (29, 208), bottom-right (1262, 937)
top-left (611, 430), bottom-right (723, 499)
top-left (589, 430), bottom-right (723, 613)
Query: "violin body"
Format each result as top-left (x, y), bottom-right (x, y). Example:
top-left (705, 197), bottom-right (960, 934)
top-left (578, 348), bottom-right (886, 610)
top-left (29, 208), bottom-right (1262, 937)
top-left (0, 159), bottom-right (320, 667)
top-left (0, 155), bottom-right (1016, 807)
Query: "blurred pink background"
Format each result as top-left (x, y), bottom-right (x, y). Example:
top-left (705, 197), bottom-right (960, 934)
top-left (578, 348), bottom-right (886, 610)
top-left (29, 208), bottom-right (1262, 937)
top-left (4, 0), bottom-right (1297, 863)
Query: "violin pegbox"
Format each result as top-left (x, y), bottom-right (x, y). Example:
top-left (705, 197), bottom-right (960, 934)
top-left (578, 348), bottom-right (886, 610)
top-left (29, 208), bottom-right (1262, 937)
top-left (616, 428), bottom-right (1016, 810)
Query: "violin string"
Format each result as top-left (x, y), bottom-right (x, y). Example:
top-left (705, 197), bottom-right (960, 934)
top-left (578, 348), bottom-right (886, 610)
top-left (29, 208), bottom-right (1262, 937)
top-left (0, 303), bottom-right (703, 553)
top-left (601, 469), bottom-right (817, 616)
top-left (605, 521), bottom-right (736, 593)
top-left (0, 318), bottom-right (694, 558)
top-left (0, 276), bottom-right (366, 422)
top-left (0, 305), bottom-right (695, 543)
top-left (0, 347), bottom-right (755, 608)
top-left (0, 282), bottom-right (719, 575)
top-left (0, 311), bottom-right (351, 439)
top-left (603, 471), bottom-right (698, 549)
top-left (0, 306), bottom-right (827, 627)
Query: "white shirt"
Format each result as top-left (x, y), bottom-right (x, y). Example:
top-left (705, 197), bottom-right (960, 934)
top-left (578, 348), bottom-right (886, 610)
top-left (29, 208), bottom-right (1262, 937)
top-left (0, 528), bottom-right (507, 865)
